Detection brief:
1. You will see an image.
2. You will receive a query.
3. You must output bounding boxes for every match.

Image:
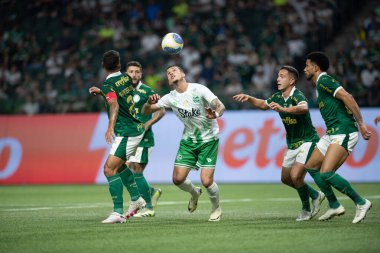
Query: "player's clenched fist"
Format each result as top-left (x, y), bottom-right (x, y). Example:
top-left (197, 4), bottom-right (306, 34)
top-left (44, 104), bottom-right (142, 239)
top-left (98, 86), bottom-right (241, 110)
top-left (148, 94), bottom-right (161, 104)
top-left (89, 86), bottom-right (101, 96)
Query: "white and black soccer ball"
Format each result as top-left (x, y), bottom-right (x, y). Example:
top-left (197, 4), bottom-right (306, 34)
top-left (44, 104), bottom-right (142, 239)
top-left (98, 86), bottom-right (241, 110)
top-left (161, 33), bottom-right (184, 55)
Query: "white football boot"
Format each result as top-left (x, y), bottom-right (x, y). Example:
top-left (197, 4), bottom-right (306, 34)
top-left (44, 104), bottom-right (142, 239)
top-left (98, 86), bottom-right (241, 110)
top-left (102, 212), bottom-right (126, 224)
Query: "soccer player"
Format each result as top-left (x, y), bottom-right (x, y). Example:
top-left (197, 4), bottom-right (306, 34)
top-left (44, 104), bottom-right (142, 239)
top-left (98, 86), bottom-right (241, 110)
top-left (142, 65), bottom-right (225, 222)
top-left (233, 66), bottom-right (325, 221)
top-left (88, 50), bottom-right (147, 223)
top-left (304, 51), bottom-right (372, 223)
top-left (125, 61), bottom-right (166, 217)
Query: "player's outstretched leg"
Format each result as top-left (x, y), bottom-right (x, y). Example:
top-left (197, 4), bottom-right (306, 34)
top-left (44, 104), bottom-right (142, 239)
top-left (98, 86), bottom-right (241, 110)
top-left (306, 168), bottom-right (343, 220)
top-left (321, 171), bottom-right (371, 223)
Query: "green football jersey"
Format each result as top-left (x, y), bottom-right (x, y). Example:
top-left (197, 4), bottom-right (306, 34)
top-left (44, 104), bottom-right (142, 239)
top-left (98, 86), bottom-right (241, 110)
top-left (100, 72), bottom-right (144, 137)
top-left (316, 73), bottom-right (358, 135)
top-left (132, 82), bottom-right (156, 147)
top-left (266, 87), bottom-right (319, 149)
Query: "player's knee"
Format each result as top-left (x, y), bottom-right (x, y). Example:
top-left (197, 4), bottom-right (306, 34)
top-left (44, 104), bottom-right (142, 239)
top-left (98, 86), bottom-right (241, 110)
top-left (281, 176), bottom-right (291, 186)
top-left (290, 172), bottom-right (303, 185)
top-left (201, 178), bottom-right (213, 188)
top-left (103, 165), bottom-right (113, 177)
top-left (172, 176), bottom-right (184, 185)
top-left (132, 164), bottom-right (144, 173)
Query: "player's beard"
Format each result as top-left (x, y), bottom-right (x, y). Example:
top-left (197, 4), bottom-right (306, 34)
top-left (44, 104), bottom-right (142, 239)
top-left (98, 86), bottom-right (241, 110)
top-left (305, 73), bottom-right (313, 80)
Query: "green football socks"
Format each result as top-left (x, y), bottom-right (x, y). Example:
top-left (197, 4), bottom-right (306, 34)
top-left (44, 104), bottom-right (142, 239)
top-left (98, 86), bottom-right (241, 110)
top-left (320, 171), bottom-right (366, 205)
top-left (133, 172), bottom-right (153, 209)
top-left (105, 174), bottom-right (124, 214)
top-left (296, 184), bottom-right (311, 211)
top-left (118, 165), bottom-right (140, 201)
top-left (306, 184), bottom-right (319, 200)
top-left (307, 169), bottom-right (340, 208)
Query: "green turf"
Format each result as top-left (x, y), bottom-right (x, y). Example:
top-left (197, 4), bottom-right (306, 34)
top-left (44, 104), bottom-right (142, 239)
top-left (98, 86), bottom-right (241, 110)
top-left (0, 184), bottom-right (379, 253)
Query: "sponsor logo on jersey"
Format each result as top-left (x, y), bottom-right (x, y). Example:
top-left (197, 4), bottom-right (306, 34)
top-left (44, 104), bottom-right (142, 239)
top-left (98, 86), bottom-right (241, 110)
top-left (282, 117), bottom-right (297, 125)
top-left (115, 75), bottom-right (130, 87)
top-left (178, 108), bottom-right (201, 118)
top-left (133, 94), bottom-right (140, 103)
top-left (206, 158), bottom-right (212, 163)
top-left (319, 83), bottom-right (333, 94)
top-left (192, 95), bottom-right (200, 103)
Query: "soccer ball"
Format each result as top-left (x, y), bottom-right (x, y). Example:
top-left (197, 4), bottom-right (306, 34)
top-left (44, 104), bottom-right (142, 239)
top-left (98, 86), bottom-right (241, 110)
top-left (161, 33), bottom-right (184, 54)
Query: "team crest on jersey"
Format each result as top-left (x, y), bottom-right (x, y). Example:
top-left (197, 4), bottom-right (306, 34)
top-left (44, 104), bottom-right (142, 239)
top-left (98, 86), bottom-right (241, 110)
top-left (127, 95), bottom-right (133, 103)
top-left (133, 94), bottom-right (140, 103)
top-left (192, 95), bottom-right (200, 103)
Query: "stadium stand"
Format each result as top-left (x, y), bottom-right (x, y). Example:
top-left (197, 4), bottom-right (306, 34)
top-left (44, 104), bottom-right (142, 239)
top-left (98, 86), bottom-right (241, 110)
top-left (0, 0), bottom-right (379, 114)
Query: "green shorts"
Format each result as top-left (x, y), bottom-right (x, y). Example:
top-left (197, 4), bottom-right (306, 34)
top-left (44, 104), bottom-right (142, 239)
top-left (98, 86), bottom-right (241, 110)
top-left (109, 133), bottom-right (145, 161)
top-left (174, 138), bottom-right (219, 170)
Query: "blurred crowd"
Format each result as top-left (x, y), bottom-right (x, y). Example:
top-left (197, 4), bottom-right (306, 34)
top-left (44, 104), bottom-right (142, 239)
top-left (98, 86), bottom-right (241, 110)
top-left (0, 0), bottom-right (379, 115)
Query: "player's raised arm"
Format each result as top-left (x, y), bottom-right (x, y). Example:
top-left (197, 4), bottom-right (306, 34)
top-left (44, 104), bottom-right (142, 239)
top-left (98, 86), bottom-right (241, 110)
top-left (233, 93), bottom-right (269, 110)
top-left (335, 88), bottom-right (371, 140)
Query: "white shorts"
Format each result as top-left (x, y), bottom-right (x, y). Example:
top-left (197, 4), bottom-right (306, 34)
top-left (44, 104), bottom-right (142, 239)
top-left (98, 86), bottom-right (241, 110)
top-left (109, 132), bottom-right (145, 161)
top-left (127, 147), bottom-right (153, 164)
top-left (316, 132), bottom-right (359, 156)
top-left (282, 142), bottom-right (316, 168)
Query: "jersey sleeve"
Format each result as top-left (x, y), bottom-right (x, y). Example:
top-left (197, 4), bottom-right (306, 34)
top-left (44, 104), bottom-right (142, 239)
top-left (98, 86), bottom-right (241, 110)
top-left (100, 83), bottom-right (117, 102)
top-left (319, 75), bottom-right (342, 97)
top-left (292, 91), bottom-right (308, 106)
top-left (156, 94), bottom-right (171, 109)
top-left (197, 84), bottom-right (217, 103)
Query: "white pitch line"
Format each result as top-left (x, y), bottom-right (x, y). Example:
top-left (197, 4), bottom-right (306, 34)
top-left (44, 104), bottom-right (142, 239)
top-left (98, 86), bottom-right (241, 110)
top-left (2, 195), bottom-right (380, 212)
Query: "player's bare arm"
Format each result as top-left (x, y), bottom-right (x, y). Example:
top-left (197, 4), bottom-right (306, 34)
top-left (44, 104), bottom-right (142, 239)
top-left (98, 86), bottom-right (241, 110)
top-left (205, 98), bottom-right (225, 119)
top-left (233, 93), bottom-right (269, 110)
top-left (335, 88), bottom-right (371, 140)
top-left (269, 101), bottom-right (308, 114)
top-left (89, 86), bottom-right (101, 96)
top-left (144, 109), bottom-right (166, 131)
top-left (142, 94), bottom-right (161, 115)
top-left (105, 99), bottom-right (118, 144)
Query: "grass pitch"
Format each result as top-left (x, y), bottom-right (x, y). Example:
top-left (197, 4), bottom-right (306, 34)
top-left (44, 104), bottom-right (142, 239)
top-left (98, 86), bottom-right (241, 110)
top-left (1, 184), bottom-right (379, 253)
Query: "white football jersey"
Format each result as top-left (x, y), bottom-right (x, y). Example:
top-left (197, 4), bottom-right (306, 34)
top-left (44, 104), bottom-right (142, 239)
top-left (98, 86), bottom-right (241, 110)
top-left (157, 83), bottom-right (219, 143)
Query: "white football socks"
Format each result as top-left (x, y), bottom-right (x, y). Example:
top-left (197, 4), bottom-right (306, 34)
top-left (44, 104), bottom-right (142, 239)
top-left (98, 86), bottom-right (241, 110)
top-left (177, 178), bottom-right (198, 196)
top-left (206, 182), bottom-right (220, 210)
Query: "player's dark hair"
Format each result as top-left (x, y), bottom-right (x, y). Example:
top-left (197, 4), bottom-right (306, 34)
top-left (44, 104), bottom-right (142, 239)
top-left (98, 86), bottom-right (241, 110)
top-left (306, 51), bottom-right (330, 71)
top-left (126, 61), bottom-right (142, 71)
top-left (166, 65), bottom-right (184, 73)
top-left (102, 50), bottom-right (120, 71)
top-left (280, 65), bottom-right (299, 81)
